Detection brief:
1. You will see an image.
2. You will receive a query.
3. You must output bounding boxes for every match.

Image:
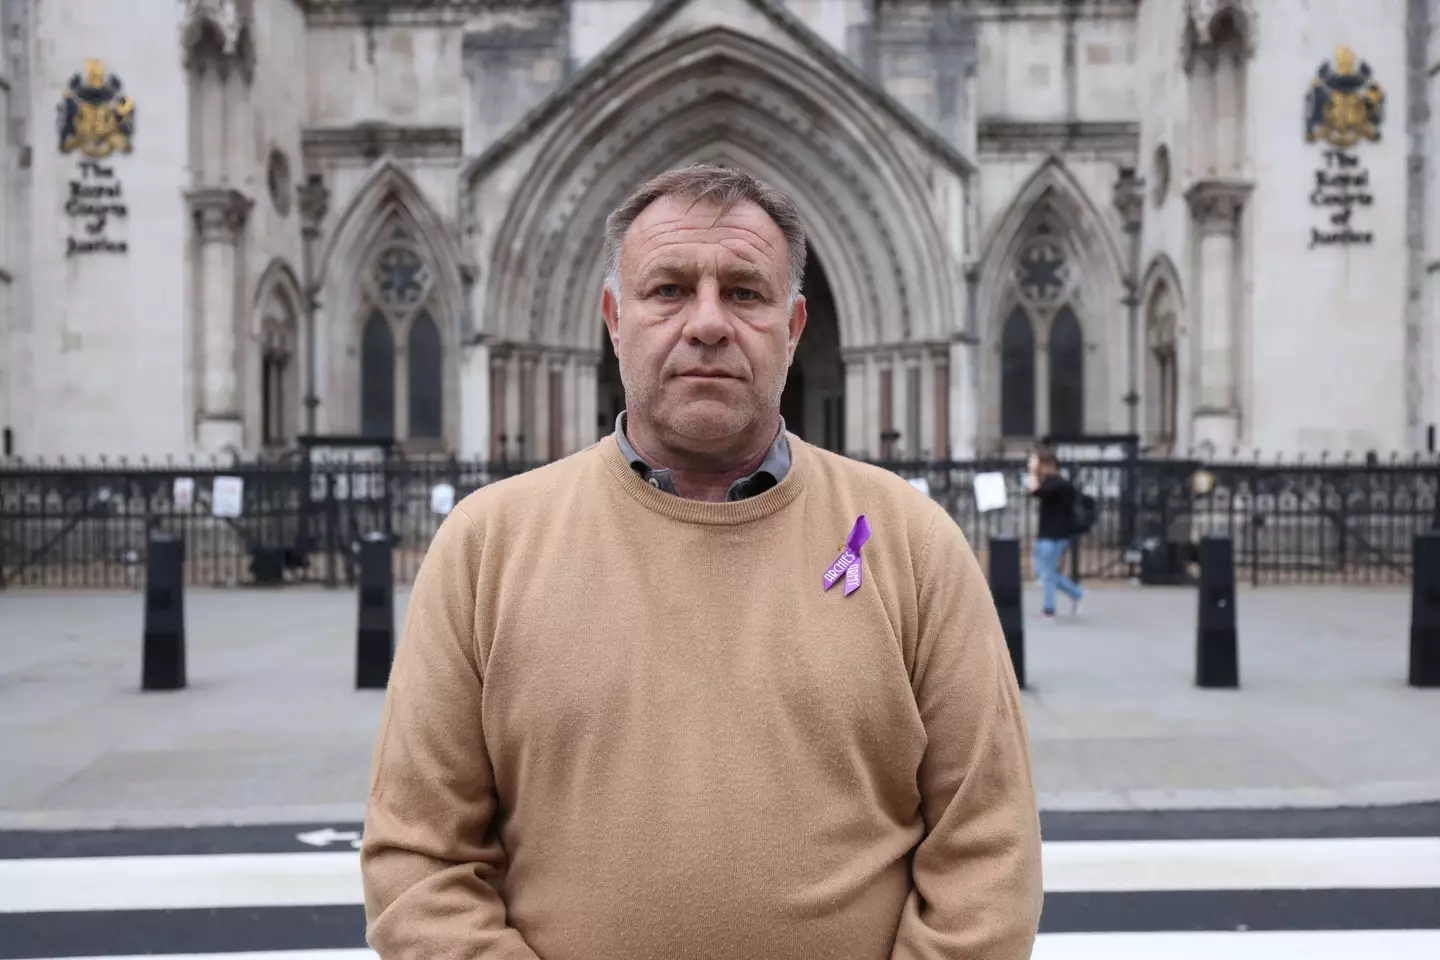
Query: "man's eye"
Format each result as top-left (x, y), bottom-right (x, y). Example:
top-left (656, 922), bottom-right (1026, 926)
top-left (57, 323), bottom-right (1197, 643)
top-left (732, 288), bottom-right (759, 302)
top-left (656, 284), bottom-right (682, 298)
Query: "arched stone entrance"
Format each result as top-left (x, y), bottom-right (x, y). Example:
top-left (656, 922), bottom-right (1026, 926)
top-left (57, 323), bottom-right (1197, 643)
top-left (781, 253), bottom-right (844, 451)
top-left (460, 13), bottom-right (974, 462)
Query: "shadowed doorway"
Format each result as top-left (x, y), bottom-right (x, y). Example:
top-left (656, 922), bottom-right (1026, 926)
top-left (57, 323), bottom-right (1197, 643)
top-left (595, 251), bottom-right (845, 451)
top-left (782, 252), bottom-right (844, 451)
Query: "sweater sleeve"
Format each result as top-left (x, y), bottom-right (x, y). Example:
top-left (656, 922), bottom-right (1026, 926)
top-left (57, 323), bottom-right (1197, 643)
top-left (361, 505), bottom-right (541, 960)
top-left (890, 512), bottom-right (1044, 960)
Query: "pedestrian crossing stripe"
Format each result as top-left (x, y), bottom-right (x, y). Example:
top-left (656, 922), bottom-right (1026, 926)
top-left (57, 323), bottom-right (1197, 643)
top-left (14, 932), bottom-right (1440, 960)
top-left (4, 837), bottom-right (1439, 914)
top-left (2, 837), bottom-right (1437, 960)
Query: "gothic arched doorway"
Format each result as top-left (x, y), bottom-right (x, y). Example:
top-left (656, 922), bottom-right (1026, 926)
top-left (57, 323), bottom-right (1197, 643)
top-left (781, 251), bottom-right (843, 451)
top-left (598, 334), bottom-right (624, 441)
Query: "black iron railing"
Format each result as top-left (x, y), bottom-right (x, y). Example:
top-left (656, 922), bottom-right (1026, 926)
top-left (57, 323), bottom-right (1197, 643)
top-left (3, 452), bottom-right (1436, 589)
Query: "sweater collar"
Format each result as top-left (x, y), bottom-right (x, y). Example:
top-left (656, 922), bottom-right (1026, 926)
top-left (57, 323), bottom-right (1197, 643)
top-left (613, 411), bottom-right (791, 502)
top-left (599, 426), bottom-right (807, 526)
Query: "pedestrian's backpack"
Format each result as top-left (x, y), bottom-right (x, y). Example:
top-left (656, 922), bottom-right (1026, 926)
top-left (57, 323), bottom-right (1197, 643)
top-left (1071, 490), bottom-right (1098, 536)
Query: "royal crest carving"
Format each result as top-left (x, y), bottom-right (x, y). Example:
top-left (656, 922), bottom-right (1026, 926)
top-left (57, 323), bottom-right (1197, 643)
top-left (58, 59), bottom-right (136, 158)
top-left (1305, 45), bottom-right (1385, 148)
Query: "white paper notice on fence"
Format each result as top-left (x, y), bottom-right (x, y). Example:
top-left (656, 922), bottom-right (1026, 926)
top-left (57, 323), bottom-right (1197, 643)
top-left (172, 477), bottom-right (195, 510)
top-left (907, 476), bottom-right (931, 497)
top-left (430, 483), bottom-right (456, 516)
top-left (211, 476), bottom-right (244, 518)
top-left (973, 471), bottom-right (1008, 513)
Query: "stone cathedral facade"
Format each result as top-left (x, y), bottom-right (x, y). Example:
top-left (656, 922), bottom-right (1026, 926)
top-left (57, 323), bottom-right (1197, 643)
top-left (0, 0), bottom-right (1435, 462)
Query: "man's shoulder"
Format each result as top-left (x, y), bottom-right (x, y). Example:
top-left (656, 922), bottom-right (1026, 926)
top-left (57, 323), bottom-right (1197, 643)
top-left (796, 439), bottom-right (954, 540)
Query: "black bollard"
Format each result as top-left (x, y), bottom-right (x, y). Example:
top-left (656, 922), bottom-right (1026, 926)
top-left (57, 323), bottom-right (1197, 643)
top-left (1409, 532), bottom-right (1440, 687)
top-left (142, 532), bottom-right (187, 691)
top-left (989, 536), bottom-right (1026, 689)
top-left (1195, 535), bottom-right (1239, 689)
top-left (356, 532), bottom-right (395, 690)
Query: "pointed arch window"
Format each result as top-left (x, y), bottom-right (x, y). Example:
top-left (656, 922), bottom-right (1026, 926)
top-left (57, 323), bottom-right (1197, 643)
top-left (1001, 307), bottom-right (1036, 438)
top-left (356, 217), bottom-right (447, 446)
top-left (257, 293), bottom-right (300, 449)
top-left (408, 310), bottom-right (443, 439)
top-left (997, 222), bottom-right (1090, 442)
top-left (361, 311), bottom-right (395, 439)
top-left (1048, 306), bottom-right (1085, 437)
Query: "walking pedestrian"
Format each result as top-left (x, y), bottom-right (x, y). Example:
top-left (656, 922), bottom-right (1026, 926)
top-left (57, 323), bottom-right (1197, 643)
top-left (1026, 445), bottom-right (1086, 618)
top-left (360, 163), bottom-right (1043, 960)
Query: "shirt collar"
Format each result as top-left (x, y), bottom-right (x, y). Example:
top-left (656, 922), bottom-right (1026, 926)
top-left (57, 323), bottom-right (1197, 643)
top-left (614, 411), bottom-right (791, 502)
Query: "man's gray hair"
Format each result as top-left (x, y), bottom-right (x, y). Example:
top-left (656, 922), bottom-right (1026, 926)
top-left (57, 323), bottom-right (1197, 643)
top-left (602, 163), bottom-right (808, 306)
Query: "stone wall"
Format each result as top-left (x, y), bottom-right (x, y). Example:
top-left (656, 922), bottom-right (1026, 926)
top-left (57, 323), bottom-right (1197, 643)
top-left (1134, 0), bottom-right (1193, 453)
top-left (240, 0), bottom-right (309, 450)
top-left (23, 0), bottom-right (191, 459)
top-left (462, 4), bottom-right (568, 156)
top-left (0, 0), bottom-right (16, 456)
top-left (1247, 0), bottom-right (1408, 456)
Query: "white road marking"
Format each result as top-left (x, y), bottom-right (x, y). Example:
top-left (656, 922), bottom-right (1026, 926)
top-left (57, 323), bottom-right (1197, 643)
top-left (2, 836), bottom-right (1438, 913)
top-left (16, 931), bottom-right (1440, 960)
top-left (1032, 930), bottom-right (1440, 959)
top-left (1042, 836), bottom-right (1440, 892)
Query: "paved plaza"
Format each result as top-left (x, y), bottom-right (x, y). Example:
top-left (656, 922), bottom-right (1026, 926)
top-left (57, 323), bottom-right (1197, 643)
top-left (0, 583), bottom-right (1438, 829)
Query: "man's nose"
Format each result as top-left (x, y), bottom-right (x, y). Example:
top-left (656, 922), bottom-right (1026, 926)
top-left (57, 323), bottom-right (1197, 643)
top-left (683, 285), bottom-right (732, 345)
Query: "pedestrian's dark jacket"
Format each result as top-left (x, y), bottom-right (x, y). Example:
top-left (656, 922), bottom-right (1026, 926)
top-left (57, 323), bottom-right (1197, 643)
top-left (1032, 474), bottom-right (1075, 540)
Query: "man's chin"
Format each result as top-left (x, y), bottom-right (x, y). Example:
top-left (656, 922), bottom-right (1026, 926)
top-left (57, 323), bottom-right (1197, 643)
top-left (658, 403), bottom-right (754, 443)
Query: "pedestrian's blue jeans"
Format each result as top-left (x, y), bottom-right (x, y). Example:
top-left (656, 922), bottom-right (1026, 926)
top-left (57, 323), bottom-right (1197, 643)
top-left (1033, 538), bottom-right (1082, 613)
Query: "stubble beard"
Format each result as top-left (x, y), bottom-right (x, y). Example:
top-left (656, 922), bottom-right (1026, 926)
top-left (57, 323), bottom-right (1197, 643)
top-left (619, 353), bottom-right (784, 446)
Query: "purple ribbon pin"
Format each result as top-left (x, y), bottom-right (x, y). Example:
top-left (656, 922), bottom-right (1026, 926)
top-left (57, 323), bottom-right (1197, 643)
top-left (823, 515), bottom-right (871, 596)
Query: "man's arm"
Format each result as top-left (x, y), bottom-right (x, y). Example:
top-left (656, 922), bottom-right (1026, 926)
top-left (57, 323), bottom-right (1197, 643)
top-left (361, 505), bottom-right (541, 960)
top-left (890, 512), bottom-right (1044, 960)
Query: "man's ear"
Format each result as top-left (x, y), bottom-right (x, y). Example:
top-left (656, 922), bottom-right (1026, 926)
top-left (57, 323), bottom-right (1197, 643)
top-left (786, 294), bottom-right (807, 366)
top-left (601, 287), bottom-right (621, 352)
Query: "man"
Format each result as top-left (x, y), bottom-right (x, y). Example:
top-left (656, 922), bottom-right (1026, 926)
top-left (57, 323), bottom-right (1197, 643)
top-left (1025, 446), bottom-right (1085, 618)
top-left (361, 164), bottom-right (1043, 960)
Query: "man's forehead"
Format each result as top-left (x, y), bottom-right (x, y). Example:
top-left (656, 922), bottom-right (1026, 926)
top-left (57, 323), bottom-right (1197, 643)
top-left (625, 196), bottom-right (785, 257)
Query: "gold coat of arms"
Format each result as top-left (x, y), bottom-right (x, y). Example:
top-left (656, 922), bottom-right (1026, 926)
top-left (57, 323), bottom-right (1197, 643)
top-left (58, 59), bottom-right (136, 157)
top-left (1304, 45), bottom-right (1384, 148)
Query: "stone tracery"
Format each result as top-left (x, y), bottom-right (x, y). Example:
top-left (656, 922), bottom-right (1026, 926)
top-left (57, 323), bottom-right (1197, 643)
top-left (976, 157), bottom-right (1128, 449)
top-left (317, 158), bottom-right (465, 447)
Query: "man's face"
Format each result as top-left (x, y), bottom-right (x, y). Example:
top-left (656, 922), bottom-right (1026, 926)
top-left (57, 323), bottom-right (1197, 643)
top-left (601, 195), bottom-right (806, 449)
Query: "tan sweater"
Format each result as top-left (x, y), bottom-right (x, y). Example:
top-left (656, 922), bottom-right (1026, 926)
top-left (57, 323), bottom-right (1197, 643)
top-left (361, 434), bottom-right (1043, 960)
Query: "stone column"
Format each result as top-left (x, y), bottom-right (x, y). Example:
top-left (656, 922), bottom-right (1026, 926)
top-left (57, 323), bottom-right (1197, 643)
top-left (458, 340), bottom-right (490, 460)
top-left (888, 352), bottom-right (905, 458)
top-left (187, 187), bottom-right (252, 454)
top-left (515, 355), bottom-right (532, 460)
top-left (196, 63), bottom-right (224, 186)
top-left (509, 352), bottom-right (527, 460)
top-left (296, 174), bottom-right (329, 437)
top-left (577, 354), bottom-right (599, 447)
top-left (489, 350), bottom-right (509, 462)
top-left (1113, 167), bottom-right (1146, 436)
top-left (842, 353), bottom-right (866, 457)
top-left (949, 337), bottom-right (976, 459)
top-left (533, 353), bottom-right (551, 461)
top-left (904, 354), bottom-right (923, 459)
top-left (919, 353), bottom-right (937, 460)
top-left (930, 347), bottom-right (951, 460)
top-left (1185, 180), bottom-right (1252, 456)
